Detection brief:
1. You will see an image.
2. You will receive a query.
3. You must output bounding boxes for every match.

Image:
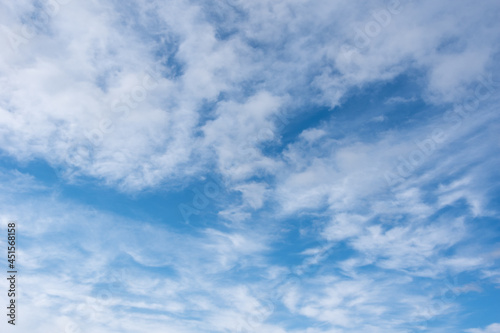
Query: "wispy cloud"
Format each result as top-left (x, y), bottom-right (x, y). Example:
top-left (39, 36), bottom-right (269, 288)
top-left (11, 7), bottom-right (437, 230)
top-left (467, 324), bottom-right (500, 333)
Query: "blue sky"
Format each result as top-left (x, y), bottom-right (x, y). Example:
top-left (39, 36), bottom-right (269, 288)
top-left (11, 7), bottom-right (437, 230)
top-left (0, 0), bottom-right (500, 332)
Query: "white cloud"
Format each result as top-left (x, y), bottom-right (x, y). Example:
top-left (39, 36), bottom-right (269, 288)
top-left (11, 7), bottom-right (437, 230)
top-left (0, 170), bottom-right (273, 333)
top-left (351, 218), bottom-right (466, 273)
top-left (202, 91), bottom-right (285, 182)
top-left (467, 324), bottom-right (500, 333)
top-left (0, 1), bottom-right (499, 332)
top-left (323, 213), bottom-right (368, 242)
top-left (1, 0), bottom-right (499, 191)
top-left (384, 96), bottom-right (417, 105)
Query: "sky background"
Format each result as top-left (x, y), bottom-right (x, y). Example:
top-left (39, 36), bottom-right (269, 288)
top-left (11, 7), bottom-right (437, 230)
top-left (0, 0), bottom-right (500, 332)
